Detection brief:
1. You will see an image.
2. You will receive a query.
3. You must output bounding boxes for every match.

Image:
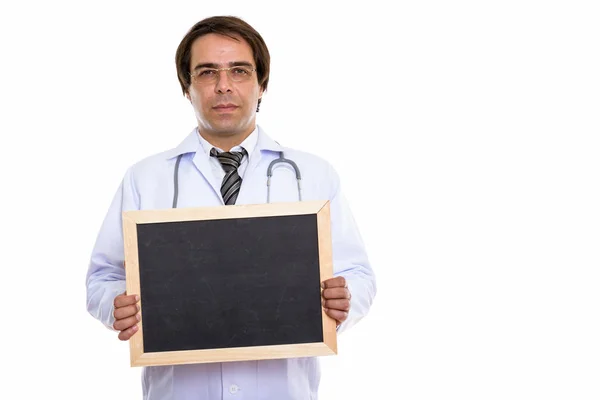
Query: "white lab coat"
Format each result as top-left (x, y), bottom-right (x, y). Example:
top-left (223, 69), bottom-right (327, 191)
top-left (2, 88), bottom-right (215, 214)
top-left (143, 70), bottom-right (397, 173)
top-left (86, 125), bottom-right (376, 399)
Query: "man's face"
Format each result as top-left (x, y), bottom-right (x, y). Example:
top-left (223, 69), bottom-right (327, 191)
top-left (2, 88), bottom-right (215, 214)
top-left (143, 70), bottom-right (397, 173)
top-left (186, 33), bottom-right (263, 138)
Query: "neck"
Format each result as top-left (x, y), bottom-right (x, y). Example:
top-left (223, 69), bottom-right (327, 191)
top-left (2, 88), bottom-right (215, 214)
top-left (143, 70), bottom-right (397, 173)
top-left (198, 127), bottom-right (254, 152)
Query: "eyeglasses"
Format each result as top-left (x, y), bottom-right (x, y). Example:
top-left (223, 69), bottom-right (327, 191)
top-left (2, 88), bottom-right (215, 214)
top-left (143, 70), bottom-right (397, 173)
top-left (190, 65), bottom-right (256, 84)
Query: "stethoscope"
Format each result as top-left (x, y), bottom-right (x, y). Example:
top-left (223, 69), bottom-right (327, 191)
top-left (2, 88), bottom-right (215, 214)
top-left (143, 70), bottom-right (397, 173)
top-left (172, 151), bottom-right (302, 208)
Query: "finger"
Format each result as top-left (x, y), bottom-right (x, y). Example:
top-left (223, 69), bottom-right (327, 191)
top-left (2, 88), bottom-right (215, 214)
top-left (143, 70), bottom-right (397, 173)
top-left (323, 308), bottom-right (348, 325)
top-left (118, 324), bottom-right (139, 341)
top-left (322, 298), bottom-right (351, 312)
top-left (321, 276), bottom-right (347, 289)
top-left (113, 314), bottom-right (141, 332)
top-left (114, 303), bottom-right (140, 320)
top-left (114, 293), bottom-right (140, 308)
top-left (322, 287), bottom-right (350, 300)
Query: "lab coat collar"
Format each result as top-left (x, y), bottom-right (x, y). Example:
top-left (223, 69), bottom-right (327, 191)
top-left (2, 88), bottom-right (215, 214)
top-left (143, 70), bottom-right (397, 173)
top-left (164, 127), bottom-right (201, 160)
top-left (255, 125), bottom-right (284, 154)
top-left (165, 125), bottom-right (283, 160)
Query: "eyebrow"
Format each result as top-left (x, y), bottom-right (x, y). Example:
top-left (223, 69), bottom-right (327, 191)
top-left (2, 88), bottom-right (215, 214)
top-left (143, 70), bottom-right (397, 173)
top-left (192, 61), bottom-right (254, 71)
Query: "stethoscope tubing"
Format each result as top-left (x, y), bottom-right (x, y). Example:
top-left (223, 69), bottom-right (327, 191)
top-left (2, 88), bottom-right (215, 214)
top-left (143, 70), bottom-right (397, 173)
top-left (172, 151), bottom-right (301, 208)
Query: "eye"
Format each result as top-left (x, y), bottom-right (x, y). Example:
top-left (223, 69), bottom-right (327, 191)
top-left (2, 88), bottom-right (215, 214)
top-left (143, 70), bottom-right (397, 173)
top-left (199, 69), bottom-right (217, 76)
top-left (232, 67), bottom-right (250, 75)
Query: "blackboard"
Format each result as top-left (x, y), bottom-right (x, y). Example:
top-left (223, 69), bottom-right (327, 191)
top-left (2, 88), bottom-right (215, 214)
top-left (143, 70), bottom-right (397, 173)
top-left (123, 200), bottom-right (336, 367)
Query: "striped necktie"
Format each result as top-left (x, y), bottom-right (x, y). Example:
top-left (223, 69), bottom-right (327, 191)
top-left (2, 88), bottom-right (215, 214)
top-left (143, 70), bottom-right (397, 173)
top-left (210, 147), bottom-right (247, 205)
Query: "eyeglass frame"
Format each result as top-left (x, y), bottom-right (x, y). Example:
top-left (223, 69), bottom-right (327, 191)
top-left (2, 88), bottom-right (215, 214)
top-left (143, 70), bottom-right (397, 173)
top-left (189, 64), bottom-right (257, 84)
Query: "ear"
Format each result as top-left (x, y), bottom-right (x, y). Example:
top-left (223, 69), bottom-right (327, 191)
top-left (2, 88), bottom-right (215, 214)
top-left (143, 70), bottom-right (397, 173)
top-left (257, 88), bottom-right (264, 105)
top-left (185, 91), bottom-right (191, 102)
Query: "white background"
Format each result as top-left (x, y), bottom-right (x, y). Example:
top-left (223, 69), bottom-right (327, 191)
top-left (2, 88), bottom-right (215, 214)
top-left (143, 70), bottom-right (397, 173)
top-left (1, 1), bottom-right (599, 399)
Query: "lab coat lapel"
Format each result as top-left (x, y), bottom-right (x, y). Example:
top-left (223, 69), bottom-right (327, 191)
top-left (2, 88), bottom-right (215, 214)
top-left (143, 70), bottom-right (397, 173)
top-left (236, 127), bottom-right (283, 205)
top-left (191, 150), bottom-right (224, 205)
top-left (167, 129), bottom-right (224, 206)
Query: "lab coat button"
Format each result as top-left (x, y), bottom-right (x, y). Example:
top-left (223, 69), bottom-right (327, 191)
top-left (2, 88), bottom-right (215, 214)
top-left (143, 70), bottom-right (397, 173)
top-left (229, 384), bottom-right (239, 394)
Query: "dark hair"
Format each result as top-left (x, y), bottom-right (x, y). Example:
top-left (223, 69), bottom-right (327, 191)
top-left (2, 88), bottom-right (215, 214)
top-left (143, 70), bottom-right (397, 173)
top-left (175, 16), bottom-right (270, 111)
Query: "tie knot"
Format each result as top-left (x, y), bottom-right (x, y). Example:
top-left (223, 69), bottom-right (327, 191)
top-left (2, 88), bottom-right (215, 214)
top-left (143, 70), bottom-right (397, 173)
top-left (210, 147), bottom-right (247, 171)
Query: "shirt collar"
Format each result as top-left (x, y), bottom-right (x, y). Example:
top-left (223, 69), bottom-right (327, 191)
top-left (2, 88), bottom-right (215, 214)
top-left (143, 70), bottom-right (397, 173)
top-left (198, 126), bottom-right (258, 157)
top-left (165, 125), bottom-right (283, 160)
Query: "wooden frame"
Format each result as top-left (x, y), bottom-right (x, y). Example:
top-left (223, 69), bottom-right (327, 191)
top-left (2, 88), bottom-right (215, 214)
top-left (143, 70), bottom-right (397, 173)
top-left (122, 200), bottom-right (337, 367)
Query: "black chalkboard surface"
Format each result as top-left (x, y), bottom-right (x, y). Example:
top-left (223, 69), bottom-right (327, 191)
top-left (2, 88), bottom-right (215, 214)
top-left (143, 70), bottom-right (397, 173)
top-left (123, 200), bottom-right (336, 367)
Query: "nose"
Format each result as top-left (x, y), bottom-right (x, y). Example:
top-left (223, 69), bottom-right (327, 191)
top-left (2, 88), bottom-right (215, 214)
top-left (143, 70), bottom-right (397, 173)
top-left (215, 70), bottom-right (233, 94)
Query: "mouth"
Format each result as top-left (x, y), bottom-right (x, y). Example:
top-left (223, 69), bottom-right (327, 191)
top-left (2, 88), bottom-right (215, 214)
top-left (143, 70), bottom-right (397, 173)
top-left (213, 104), bottom-right (238, 112)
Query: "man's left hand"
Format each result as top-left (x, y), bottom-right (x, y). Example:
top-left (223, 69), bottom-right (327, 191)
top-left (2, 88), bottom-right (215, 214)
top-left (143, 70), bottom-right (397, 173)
top-left (321, 276), bottom-right (351, 327)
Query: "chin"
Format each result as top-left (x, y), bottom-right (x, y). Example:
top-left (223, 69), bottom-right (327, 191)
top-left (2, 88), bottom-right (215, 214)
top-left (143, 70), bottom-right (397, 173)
top-left (212, 118), bottom-right (252, 131)
top-left (209, 123), bottom-right (245, 135)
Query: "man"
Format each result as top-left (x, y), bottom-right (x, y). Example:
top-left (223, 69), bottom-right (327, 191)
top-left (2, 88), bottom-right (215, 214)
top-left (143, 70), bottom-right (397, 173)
top-left (86, 15), bottom-right (376, 399)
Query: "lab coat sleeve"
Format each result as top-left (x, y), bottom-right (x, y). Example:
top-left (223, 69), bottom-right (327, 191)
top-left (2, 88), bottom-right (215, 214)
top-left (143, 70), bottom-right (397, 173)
top-left (86, 168), bottom-right (140, 331)
top-left (327, 164), bottom-right (377, 334)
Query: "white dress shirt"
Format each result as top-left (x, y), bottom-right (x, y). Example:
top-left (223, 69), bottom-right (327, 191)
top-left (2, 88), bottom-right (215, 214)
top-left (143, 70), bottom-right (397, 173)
top-left (197, 126), bottom-right (258, 184)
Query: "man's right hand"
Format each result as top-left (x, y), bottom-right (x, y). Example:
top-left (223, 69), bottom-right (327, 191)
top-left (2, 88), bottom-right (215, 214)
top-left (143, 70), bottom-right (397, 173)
top-left (113, 291), bottom-right (141, 341)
